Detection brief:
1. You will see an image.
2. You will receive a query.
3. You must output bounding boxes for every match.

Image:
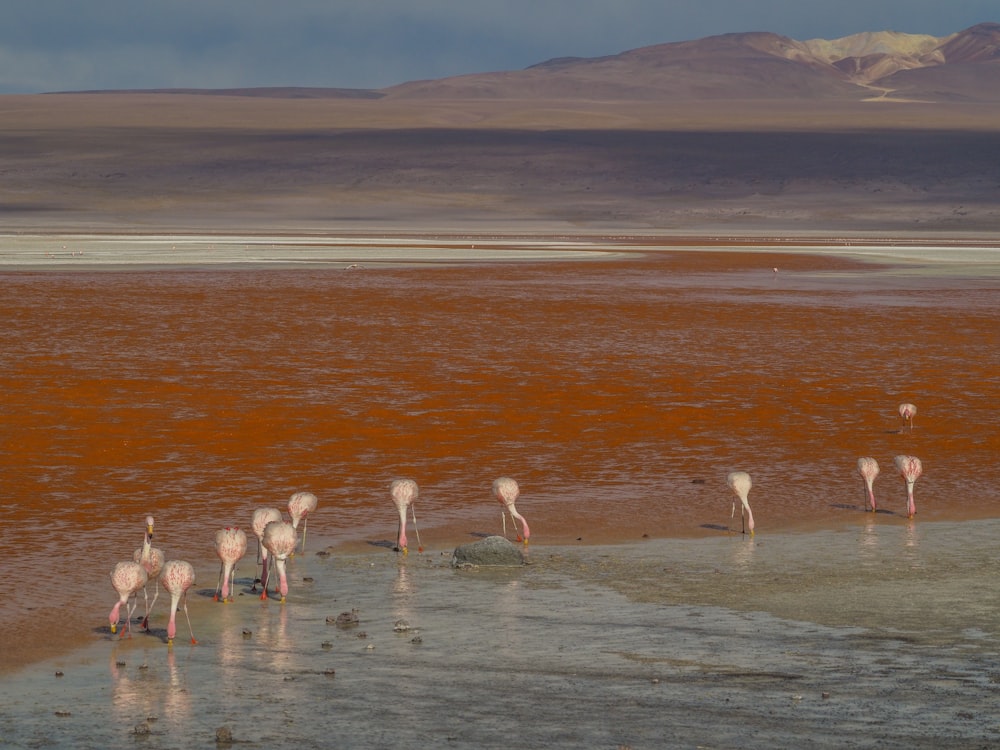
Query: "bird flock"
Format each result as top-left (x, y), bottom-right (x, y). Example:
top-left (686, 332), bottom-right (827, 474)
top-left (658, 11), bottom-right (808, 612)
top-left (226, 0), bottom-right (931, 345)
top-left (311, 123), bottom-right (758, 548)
top-left (107, 478), bottom-right (528, 644)
top-left (728, 402), bottom-right (925, 538)
top-left (110, 401), bottom-right (921, 643)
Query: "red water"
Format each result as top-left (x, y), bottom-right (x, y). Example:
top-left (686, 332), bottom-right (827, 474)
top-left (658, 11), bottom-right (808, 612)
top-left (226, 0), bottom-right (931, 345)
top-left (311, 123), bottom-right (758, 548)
top-left (2, 248), bottom-right (998, 667)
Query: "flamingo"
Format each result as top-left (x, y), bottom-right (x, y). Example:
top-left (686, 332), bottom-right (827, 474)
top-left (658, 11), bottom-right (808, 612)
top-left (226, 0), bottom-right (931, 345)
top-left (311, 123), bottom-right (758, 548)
top-left (213, 526), bottom-right (248, 602)
top-left (492, 477), bottom-right (530, 544)
top-left (898, 402), bottom-right (917, 432)
top-left (132, 515), bottom-right (165, 630)
top-left (857, 457), bottom-right (880, 512)
top-left (160, 560), bottom-right (197, 645)
top-left (250, 507), bottom-right (282, 592)
top-left (261, 520), bottom-right (298, 602)
top-left (109, 561), bottom-right (148, 637)
top-left (894, 455), bottom-right (923, 519)
top-left (287, 491), bottom-right (318, 554)
top-left (726, 471), bottom-right (755, 536)
top-left (390, 479), bottom-right (422, 554)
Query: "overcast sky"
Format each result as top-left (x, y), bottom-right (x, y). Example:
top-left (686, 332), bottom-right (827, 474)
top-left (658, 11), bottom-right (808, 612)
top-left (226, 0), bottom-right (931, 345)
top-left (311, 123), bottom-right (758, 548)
top-left (0, 1), bottom-right (994, 94)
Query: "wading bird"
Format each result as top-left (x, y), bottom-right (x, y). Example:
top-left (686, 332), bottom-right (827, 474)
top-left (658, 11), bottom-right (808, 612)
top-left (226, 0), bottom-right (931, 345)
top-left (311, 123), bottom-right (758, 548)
top-left (727, 471), bottom-right (755, 536)
top-left (109, 561), bottom-right (148, 637)
top-left (261, 520), bottom-right (298, 602)
top-left (492, 477), bottom-right (530, 544)
top-left (160, 559), bottom-right (197, 645)
top-left (287, 491), bottom-right (318, 554)
top-left (132, 515), bottom-right (165, 631)
top-left (390, 479), bottom-right (422, 554)
top-left (894, 455), bottom-right (923, 519)
top-left (213, 526), bottom-right (247, 602)
top-left (898, 403), bottom-right (917, 432)
top-left (857, 457), bottom-right (880, 512)
top-left (250, 507), bottom-right (283, 592)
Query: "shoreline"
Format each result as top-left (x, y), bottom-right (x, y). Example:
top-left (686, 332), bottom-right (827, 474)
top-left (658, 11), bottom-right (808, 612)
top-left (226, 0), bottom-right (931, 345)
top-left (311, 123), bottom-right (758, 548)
top-left (2, 230), bottom-right (999, 272)
top-left (4, 519), bottom-right (1000, 747)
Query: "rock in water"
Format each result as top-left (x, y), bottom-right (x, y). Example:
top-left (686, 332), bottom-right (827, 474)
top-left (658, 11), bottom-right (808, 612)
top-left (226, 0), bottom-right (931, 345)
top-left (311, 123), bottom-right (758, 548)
top-left (451, 536), bottom-right (526, 567)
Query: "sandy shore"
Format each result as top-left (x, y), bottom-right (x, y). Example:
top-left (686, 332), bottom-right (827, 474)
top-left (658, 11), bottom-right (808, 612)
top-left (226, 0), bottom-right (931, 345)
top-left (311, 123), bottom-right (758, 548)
top-left (3, 230), bottom-right (999, 271)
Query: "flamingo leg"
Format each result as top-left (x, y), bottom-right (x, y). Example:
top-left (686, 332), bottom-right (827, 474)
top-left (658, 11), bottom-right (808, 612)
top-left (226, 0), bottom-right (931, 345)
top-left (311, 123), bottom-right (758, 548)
top-left (181, 593), bottom-right (197, 644)
top-left (300, 518), bottom-right (308, 555)
top-left (143, 580), bottom-right (159, 630)
top-left (259, 554), bottom-right (270, 600)
top-left (124, 593), bottom-right (139, 638)
top-left (252, 539), bottom-right (264, 591)
top-left (411, 505), bottom-right (422, 552)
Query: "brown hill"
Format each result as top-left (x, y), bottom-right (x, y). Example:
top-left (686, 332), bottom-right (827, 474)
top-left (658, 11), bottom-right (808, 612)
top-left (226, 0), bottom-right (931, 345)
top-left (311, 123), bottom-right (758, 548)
top-left (382, 22), bottom-right (1000, 103)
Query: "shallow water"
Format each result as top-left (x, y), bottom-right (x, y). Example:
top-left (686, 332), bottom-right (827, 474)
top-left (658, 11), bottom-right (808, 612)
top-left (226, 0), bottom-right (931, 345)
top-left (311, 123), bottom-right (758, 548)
top-left (2, 521), bottom-right (999, 749)
top-left (1, 239), bottom-right (999, 669)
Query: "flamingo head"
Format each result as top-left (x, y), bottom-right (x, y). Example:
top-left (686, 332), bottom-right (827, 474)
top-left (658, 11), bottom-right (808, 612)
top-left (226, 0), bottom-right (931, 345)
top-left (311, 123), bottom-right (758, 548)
top-left (109, 602), bottom-right (122, 633)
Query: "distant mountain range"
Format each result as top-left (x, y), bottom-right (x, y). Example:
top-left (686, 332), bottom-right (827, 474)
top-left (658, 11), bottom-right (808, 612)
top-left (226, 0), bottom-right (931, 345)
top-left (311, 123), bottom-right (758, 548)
top-left (78, 22), bottom-right (999, 104)
top-left (383, 22), bottom-right (1000, 103)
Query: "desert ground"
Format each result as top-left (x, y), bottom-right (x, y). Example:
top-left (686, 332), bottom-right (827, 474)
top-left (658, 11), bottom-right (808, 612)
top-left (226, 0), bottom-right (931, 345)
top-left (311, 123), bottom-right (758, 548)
top-left (2, 94), bottom-right (999, 238)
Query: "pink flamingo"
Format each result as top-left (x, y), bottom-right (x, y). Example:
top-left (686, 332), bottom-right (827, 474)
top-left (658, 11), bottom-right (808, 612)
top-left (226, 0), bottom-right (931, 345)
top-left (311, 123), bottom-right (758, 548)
top-left (160, 560), bottom-right (197, 645)
top-left (390, 479), bottom-right (422, 554)
top-left (898, 403), bottom-right (917, 432)
top-left (287, 491), bottom-right (318, 554)
top-left (251, 507), bottom-right (282, 592)
top-left (261, 520), bottom-right (298, 602)
top-left (132, 515), bottom-right (165, 630)
top-left (109, 561), bottom-right (148, 637)
top-left (213, 526), bottom-right (247, 602)
top-left (894, 455), bottom-right (923, 518)
top-left (727, 471), bottom-right (755, 536)
top-left (492, 477), bottom-right (530, 544)
top-left (857, 457), bottom-right (880, 512)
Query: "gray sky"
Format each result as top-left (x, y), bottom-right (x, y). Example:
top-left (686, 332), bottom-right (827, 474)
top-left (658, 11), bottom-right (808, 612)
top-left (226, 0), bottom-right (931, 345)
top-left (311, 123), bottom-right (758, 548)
top-left (0, 1), bottom-right (994, 94)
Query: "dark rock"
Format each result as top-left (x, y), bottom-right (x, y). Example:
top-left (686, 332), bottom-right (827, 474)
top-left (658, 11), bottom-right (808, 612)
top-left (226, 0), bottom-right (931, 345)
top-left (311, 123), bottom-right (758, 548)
top-left (451, 536), bottom-right (526, 567)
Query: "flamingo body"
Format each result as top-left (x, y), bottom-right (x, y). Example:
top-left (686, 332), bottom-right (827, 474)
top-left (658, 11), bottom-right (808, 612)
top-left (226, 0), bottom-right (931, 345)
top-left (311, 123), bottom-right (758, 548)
top-left (726, 471), bottom-right (755, 536)
top-left (262, 520), bottom-right (298, 602)
top-left (390, 479), bottom-right (420, 554)
top-left (857, 457), bottom-right (880, 512)
top-left (160, 559), bottom-right (197, 645)
top-left (287, 491), bottom-right (318, 553)
top-left (894, 455), bottom-right (923, 518)
top-left (133, 515), bottom-right (165, 630)
top-left (213, 526), bottom-right (248, 602)
top-left (492, 477), bottom-right (530, 544)
top-left (251, 507), bottom-right (283, 591)
top-left (898, 402), bottom-right (917, 432)
top-left (109, 561), bottom-right (148, 636)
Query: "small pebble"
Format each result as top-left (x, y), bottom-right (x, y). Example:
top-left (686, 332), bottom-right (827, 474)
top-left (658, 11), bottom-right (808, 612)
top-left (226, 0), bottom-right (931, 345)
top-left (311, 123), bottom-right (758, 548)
top-left (822, 692), bottom-right (831, 699)
top-left (321, 641), bottom-right (333, 650)
top-left (324, 669), bottom-right (336, 678)
top-left (393, 619), bottom-right (411, 632)
top-left (410, 636), bottom-right (423, 644)
top-left (302, 576), bottom-right (314, 583)
top-left (365, 644), bottom-right (375, 651)
top-left (54, 671), bottom-right (64, 677)
top-left (116, 660), bottom-right (126, 668)
top-left (133, 722), bottom-right (151, 736)
top-left (54, 711), bottom-right (71, 717)
top-left (651, 678), bottom-right (660, 684)
top-left (242, 629), bottom-right (252, 639)
top-left (216, 725), bottom-right (233, 744)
